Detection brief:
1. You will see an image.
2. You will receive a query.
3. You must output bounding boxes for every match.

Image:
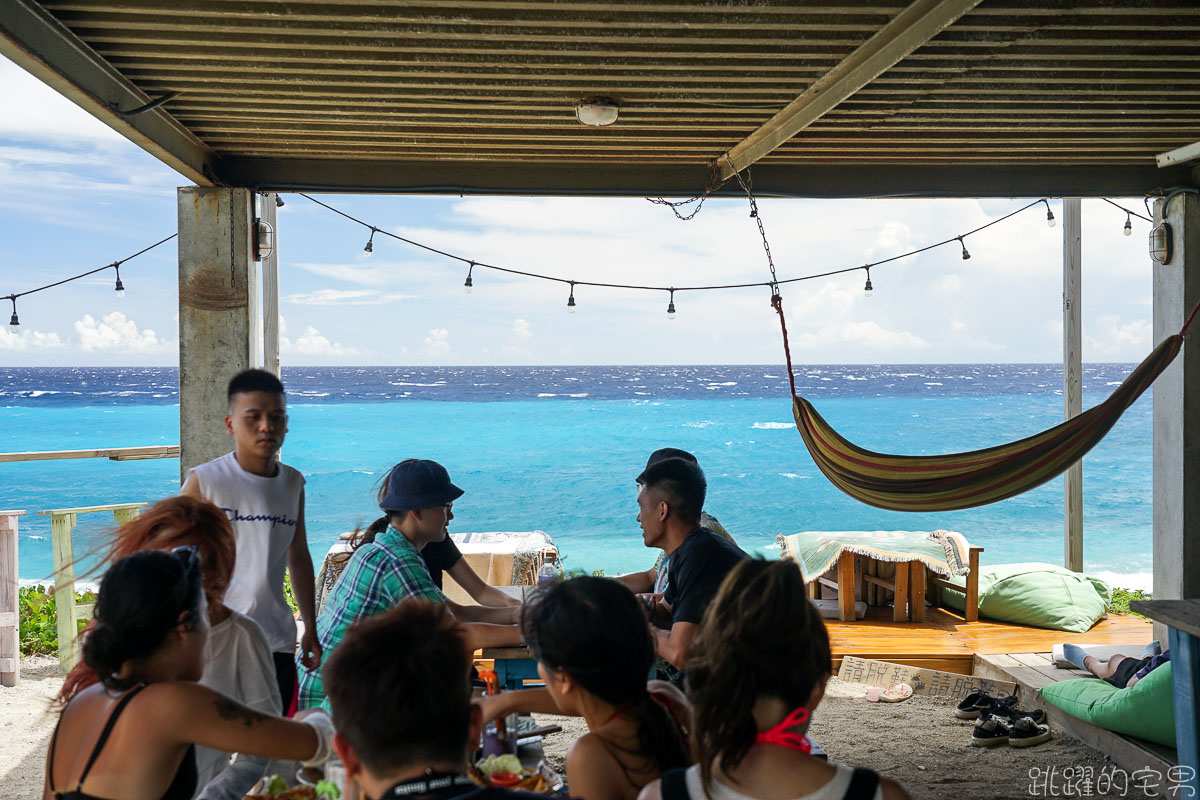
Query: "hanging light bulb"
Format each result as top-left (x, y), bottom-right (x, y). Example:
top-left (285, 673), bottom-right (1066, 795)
top-left (567, 282), bottom-right (576, 314)
top-left (1042, 199), bottom-right (1056, 228)
top-left (1123, 212), bottom-right (1133, 237)
top-left (275, 194), bottom-right (285, 208)
top-left (363, 228), bottom-right (375, 256)
top-left (667, 289), bottom-right (676, 320)
top-left (863, 266), bottom-right (873, 296)
top-left (8, 298), bottom-right (17, 328)
top-left (464, 262), bottom-right (474, 294)
top-left (113, 264), bottom-right (125, 299)
top-left (958, 237), bottom-right (971, 260)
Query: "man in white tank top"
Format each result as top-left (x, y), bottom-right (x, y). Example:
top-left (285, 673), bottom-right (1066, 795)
top-left (181, 369), bottom-right (322, 713)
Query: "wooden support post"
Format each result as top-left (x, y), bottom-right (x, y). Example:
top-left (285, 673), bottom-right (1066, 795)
top-left (965, 547), bottom-right (983, 623)
top-left (837, 551), bottom-right (856, 622)
top-left (51, 513), bottom-right (77, 669)
top-left (0, 510), bottom-right (24, 686)
top-left (262, 193), bottom-right (281, 378)
top-left (1063, 197), bottom-right (1084, 572)
top-left (178, 186), bottom-right (257, 479)
top-left (1170, 626), bottom-right (1200, 798)
top-left (909, 562), bottom-right (926, 623)
top-left (892, 562), bottom-right (909, 622)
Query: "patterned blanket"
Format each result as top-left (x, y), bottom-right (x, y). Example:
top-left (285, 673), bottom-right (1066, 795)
top-left (777, 529), bottom-right (972, 582)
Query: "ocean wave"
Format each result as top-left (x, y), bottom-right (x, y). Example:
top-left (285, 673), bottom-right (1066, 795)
top-left (537, 393), bottom-right (557, 398)
top-left (567, 393), bottom-right (588, 398)
top-left (752, 422), bottom-right (793, 429)
top-left (389, 381), bottom-right (446, 387)
top-left (925, 382), bottom-right (943, 386)
top-left (706, 382), bottom-right (737, 387)
top-left (778, 472), bottom-right (809, 479)
top-left (683, 421), bottom-right (714, 428)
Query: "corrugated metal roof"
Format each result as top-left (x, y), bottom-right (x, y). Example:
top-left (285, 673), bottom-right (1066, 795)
top-left (4, 1), bottom-right (1199, 195)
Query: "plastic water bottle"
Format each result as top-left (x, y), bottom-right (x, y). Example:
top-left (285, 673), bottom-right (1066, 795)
top-left (538, 554), bottom-right (557, 586)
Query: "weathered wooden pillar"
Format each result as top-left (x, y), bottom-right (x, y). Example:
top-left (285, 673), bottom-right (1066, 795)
top-left (178, 187), bottom-right (258, 479)
top-left (1153, 189), bottom-right (1200, 633)
top-left (0, 510), bottom-right (24, 686)
top-left (1063, 198), bottom-right (1084, 572)
top-left (262, 193), bottom-right (281, 378)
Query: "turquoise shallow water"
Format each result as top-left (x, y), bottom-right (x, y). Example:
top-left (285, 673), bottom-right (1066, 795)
top-left (0, 377), bottom-right (1152, 590)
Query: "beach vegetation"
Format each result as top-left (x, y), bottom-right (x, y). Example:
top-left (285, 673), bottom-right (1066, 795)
top-left (283, 571), bottom-right (299, 615)
top-left (17, 584), bottom-right (96, 656)
top-left (1109, 586), bottom-right (1150, 617)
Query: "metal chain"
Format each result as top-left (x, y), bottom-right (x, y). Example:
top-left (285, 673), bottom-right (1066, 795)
top-left (727, 159), bottom-right (780, 291)
top-left (646, 161), bottom-right (726, 221)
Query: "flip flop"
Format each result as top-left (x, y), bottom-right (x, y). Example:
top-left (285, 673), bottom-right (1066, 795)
top-left (880, 683), bottom-right (913, 703)
top-left (865, 685), bottom-right (884, 703)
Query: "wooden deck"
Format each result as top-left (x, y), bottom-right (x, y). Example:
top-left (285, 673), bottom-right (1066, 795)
top-left (826, 606), bottom-right (1153, 675)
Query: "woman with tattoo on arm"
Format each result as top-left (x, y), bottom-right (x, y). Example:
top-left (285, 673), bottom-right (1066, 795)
top-left (44, 549), bottom-right (334, 800)
top-left (57, 497), bottom-right (282, 800)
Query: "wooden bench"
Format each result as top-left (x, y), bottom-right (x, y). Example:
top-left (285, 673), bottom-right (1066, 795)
top-left (813, 544), bottom-right (984, 623)
top-left (37, 503), bottom-right (147, 668)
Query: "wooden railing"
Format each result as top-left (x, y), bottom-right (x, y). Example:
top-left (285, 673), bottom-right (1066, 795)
top-left (0, 510), bottom-right (23, 686)
top-left (0, 445), bottom-right (179, 463)
top-left (36, 503), bottom-right (147, 669)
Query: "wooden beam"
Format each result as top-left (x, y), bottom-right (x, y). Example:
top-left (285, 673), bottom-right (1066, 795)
top-left (718, 0), bottom-right (982, 180)
top-left (1158, 139), bottom-right (1200, 168)
top-left (0, 0), bottom-right (217, 186)
top-left (1063, 198), bottom-right (1084, 572)
top-left (0, 445), bottom-right (179, 463)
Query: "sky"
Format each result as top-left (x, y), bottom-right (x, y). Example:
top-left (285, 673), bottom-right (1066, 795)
top-left (0, 54), bottom-right (1158, 367)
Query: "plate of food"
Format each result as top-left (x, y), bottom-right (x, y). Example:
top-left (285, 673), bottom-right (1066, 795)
top-left (246, 773), bottom-right (341, 800)
top-left (469, 754), bottom-right (563, 794)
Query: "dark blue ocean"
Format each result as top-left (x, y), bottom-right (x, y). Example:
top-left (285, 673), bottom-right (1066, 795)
top-left (0, 364), bottom-right (1152, 589)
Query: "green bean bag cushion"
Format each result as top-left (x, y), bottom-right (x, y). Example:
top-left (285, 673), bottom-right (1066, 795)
top-left (940, 562), bottom-right (1111, 632)
top-left (1039, 662), bottom-right (1175, 746)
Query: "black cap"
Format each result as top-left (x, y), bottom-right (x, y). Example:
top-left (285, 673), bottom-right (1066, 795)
top-left (636, 447), bottom-right (698, 484)
top-left (379, 459), bottom-right (464, 512)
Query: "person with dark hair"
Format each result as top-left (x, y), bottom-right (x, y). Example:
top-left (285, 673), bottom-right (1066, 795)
top-left (181, 367), bottom-right (321, 715)
top-left (57, 496), bottom-right (281, 800)
top-left (480, 576), bottom-right (691, 800)
top-left (615, 448), bottom-right (737, 597)
top-left (325, 601), bottom-right (542, 799)
top-left (635, 456), bottom-right (747, 670)
top-left (44, 549), bottom-right (335, 800)
top-left (640, 560), bottom-right (910, 800)
top-left (297, 459), bottom-right (522, 711)
top-left (315, 478), bottom-right (519, 617)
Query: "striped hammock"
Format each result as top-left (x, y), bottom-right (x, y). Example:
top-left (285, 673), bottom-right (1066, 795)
top-left (773, 296), bottom-right (1194, 512)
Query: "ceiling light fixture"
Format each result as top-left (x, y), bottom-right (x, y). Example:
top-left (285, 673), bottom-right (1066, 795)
top-left (576, 98), bottom-right (620, 127)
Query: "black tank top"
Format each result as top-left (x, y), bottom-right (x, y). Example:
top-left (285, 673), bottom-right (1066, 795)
top-left (49, 684), bottom-right (197, 800)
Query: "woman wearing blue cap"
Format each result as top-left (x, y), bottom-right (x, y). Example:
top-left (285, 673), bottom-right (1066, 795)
top-left (296, 459), bottom-right (524, 711)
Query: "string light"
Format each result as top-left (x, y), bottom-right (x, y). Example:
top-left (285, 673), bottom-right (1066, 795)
top-left (1124, 212), bottom-right (1133, 236)
top-left (958, 237), bottom-right (971, 260)
top-left (863, 267), bottom-right (873, 296)
top-left (667, 288), bottom-right (676, 319)
top-left (363, 227), bottom-right (376, 256)
top-left (1041, 199), bottom-right (1056, 228)
top-left (464, 262), bottom-right (474, 293)
top-left (2, 234), bottom-right (174, 330)
top-left (567, 282), bottom-right (576, 313)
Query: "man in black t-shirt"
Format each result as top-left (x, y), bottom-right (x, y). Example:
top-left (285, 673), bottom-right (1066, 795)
top-left (636, 457), bottom-right (748, 669)
top-left (325, 601), bottom-right (543, 800)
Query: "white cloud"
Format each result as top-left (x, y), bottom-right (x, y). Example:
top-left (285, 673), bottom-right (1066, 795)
top-left (292, 261), bottom-right (404, 287)
top-left (285, 289), bottom-right (414, 305)
top-left (1086, 315), bottom-right (1152, 358)
top-left (422, 328), bottom-right (451, 358)
top-left (74, 312), bottom-right (172, 353)
top-left (791, 321), bottom-right (929, 351)
top-left (287, 325), bottom-right (357, 357)
top-left (0, 59), bottom-right (124, 144)
top-left (501, 318), bottom-right (534, 359)
top-left (0, 326), bottom-right (64, 351)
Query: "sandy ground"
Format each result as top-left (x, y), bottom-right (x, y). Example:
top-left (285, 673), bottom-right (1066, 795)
top-left (2, 663), bottom-right (1159, 800)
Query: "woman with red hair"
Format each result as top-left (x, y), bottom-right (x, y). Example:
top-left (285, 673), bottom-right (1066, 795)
top-left (59, 496), bottom-right (281, 800)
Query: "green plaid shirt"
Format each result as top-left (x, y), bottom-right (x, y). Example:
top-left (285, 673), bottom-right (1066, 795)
top-left (296, 527), bottom-right (446, 710)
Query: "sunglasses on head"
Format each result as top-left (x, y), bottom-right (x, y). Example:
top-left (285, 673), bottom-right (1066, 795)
top-left (172, 544), bottom-right (201, 575)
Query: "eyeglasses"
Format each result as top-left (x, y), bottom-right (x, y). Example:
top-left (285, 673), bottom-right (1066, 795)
top-left (172, 544), bottom-right (201, 575)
